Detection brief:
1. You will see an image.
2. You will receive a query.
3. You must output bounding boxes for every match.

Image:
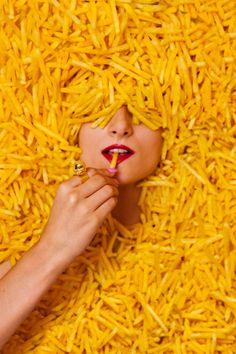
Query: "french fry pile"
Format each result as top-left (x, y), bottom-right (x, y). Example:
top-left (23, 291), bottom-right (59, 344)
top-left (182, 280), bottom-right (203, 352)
top-left (1, 0), bottom-right (236, 352)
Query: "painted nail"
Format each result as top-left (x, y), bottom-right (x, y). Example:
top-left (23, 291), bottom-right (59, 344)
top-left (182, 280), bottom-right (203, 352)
top-left (108, 168), bottom-right (118, 174)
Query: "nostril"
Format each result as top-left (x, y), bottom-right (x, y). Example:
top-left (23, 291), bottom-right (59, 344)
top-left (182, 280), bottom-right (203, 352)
top-left (112, 131), bottom-right (116, 134)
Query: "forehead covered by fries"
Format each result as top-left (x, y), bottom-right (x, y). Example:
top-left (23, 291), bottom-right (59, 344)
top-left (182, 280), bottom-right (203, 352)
top-left (1, 1), bottom-right (235, 154)
top-left (61, 2), bottom-right (165, 130)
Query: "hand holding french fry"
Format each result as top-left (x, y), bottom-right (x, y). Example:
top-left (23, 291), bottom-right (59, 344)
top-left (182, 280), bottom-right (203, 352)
top-left (41, 168), bottom-right (119, 261)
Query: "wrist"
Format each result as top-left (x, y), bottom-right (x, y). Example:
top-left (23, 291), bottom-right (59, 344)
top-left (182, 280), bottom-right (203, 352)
top-left (33, 237), bottom-right (72, 274)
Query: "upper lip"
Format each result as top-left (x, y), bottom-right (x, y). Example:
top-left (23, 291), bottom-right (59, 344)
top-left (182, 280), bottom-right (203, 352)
top-left (101, 144), bottom-right (135, 154)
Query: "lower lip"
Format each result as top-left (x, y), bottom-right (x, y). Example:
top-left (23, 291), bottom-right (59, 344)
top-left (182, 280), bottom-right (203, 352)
top-left (102, 153), bottom-right (134, 165)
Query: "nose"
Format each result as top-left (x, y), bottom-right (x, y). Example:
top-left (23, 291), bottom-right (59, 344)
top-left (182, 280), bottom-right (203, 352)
top-left (107, 106), bottom-right (134, 138)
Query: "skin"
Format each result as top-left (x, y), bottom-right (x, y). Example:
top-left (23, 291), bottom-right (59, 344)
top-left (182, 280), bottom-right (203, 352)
top-left (79, 105), bottom-right (163, 225)
top-left (0, 106), bottom-right (162, 348)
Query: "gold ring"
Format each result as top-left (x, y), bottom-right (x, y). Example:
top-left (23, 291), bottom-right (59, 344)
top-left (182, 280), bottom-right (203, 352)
top-left (73, 160), bottom-right (89, 183)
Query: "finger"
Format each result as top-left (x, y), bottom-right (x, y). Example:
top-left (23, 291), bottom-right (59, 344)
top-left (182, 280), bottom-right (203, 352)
top-left (58, 176), bottom-right (83, 193)
top-left (86, 168), bottom-right (97, 178)
top-left (98, 168), bottom-right (118, 177)
top-left (77, 174), bottom-right (119, 199)
top-left (86, 184), bottom-right (119, 210)
top-left (86, 167), bottom-right (117, 178)
top-left (72, 168), bottom-right (109, 186)
top-left (69, 167), bottom-right (115, 187)
top-left (95, 196), bottom-right (118, 221)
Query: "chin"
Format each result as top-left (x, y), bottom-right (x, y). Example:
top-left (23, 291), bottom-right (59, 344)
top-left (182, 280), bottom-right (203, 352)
top-left (115, 170), bottom-right (144, 185)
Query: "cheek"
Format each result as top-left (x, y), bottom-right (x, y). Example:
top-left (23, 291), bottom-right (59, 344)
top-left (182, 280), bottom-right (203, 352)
top-left (78, 125), bottom-right (105, 167)
top-left (78, 124), bottom-right (96, 149)
top-left (126, 134), bottom-right (163, 183)
top-left (78, 126), bottom-right (93, 161)
top-left (153, 136), bottom-right (163, 164)
top-left (78, 124), bottom-right (89, 146)
top-left (139, 130), bottom-right (163, 164)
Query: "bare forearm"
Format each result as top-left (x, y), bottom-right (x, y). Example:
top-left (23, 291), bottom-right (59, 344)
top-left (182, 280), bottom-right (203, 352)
top-left (0, 239), bottom-right (69, 349)
top-left (0, 170), bottom-right (119, 349)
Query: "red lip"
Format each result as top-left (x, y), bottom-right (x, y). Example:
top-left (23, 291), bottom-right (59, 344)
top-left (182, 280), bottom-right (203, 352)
top-left (101, 144), bottom-right (135, 165)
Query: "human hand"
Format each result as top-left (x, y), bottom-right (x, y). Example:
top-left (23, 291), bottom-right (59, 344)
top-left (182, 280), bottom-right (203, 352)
top-left (40, 168), bottom-right (119, 262)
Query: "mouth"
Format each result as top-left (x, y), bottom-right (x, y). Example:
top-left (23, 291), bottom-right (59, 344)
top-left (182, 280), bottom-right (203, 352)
top-left (101, 144), bottom-right (135, 165)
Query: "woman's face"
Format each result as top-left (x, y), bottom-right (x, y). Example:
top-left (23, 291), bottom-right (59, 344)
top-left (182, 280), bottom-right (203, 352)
top-left (78, 106), bottom-right (163, 185)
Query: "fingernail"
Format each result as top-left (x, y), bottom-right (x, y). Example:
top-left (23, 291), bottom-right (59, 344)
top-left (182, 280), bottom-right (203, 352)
top-left (107, 168), bottom-right (118, 174)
